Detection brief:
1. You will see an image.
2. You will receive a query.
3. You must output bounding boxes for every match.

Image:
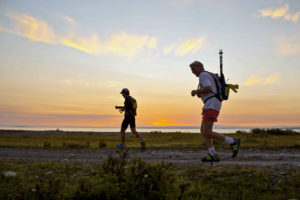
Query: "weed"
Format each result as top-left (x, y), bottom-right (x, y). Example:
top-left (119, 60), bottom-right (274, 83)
top-left (43, 142), bottom-right (51, 148)
top-left (62, 141), bottom-right (90, 149)
top-left (250, 128), bottom-right (299, 135)
top-left (1, 131), bottom-right (300, 149)
top-left (0, 158), bottom-right (299, 199)
top-left (98, 140), bottom-right (107, 148)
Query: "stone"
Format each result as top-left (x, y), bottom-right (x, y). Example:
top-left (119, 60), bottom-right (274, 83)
top-left (3, 171), bottom-right (17, 177)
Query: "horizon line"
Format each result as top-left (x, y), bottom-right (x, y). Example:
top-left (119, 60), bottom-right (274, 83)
top-left (1, 125), bottom-right (300, 129)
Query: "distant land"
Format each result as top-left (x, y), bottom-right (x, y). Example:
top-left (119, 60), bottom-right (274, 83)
top-left (1, 125), bottom-right (299, 129)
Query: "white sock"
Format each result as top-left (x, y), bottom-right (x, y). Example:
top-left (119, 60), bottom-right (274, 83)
top-left (208, 147), bottom-right (216, 156)
top-left (225, 137), bottom-right (235, 144)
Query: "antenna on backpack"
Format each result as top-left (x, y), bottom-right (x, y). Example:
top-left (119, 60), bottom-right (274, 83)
top-left (219, 49), bottom-right (223, 76)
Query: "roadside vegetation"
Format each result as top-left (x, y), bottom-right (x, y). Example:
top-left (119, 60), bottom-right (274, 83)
top-left (0, 151), bottom-right (299, 200)
top-left (0, 128), bottom-right (299, 150)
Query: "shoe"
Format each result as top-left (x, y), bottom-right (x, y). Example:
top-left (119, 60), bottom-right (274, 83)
top-left (201, 154), bottom-right (220, 162)
top-left (231, 138), bottom-right (240, 158)
top-left (116, 144), bottom-right (125, 150)
top-left (140, 140), bottom-right (146, 150)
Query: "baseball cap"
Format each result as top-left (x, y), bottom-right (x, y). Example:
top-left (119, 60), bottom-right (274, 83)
top-left (120, 88), bottom-right (129, 94)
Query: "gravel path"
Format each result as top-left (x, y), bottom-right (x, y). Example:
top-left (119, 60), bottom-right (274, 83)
top-left (0, 148), bottom-right (299, 167)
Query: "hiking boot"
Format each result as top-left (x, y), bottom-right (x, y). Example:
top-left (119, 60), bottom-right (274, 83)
top-left (201, 154), bottom-right (220, 162)
top-left (231, 138), bottom-right (240, 157)
top-left (116, 144), bottom-right (125, 150)
top-left (140, 140), bottom-right (146, 150)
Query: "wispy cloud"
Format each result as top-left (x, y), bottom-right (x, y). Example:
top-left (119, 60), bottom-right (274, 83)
top-left (264, 74), bottom-right (279, 84)
top-left (62, 32), bottom-right (157, 58)
top-left (243, 76), bottom-right (264, 86)
top-left (257, 4), bottom-right (300, 23)
top-left (62, 16), bottom-right (78, 26)
top-left (164, 36), bottom-right (206, 56)
top-left (244, 74), bottom-right (280, 86)
top-left (0, 11), bottom-right (158, 59)
top-left (105, 32), bottom-right (157, 58)
top-left (4, 12), bottom-right (56, 43)
top-left (274, 35), bottom-right (300, 56)
top-left (61, 34), bottom-right (102, 55)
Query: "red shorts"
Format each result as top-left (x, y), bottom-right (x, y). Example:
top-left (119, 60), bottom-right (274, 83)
top-left (202, 109), bottom-right (219, 123)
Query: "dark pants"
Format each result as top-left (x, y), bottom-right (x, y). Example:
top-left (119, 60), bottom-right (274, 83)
top-left (121, 115), bottom-right (136, 130)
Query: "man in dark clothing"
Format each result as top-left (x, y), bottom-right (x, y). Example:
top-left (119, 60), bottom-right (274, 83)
top-left (116, 88), bottom-right (146, 150)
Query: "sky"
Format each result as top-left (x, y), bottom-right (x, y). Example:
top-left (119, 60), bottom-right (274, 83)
top-left (0, 0), bottom-right (299, 127)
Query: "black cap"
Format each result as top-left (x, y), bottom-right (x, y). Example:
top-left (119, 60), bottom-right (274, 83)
top-left (120, 88), bottom-right (129, 94)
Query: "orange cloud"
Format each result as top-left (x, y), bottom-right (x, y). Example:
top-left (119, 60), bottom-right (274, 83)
top-left (61, 34), bottom-right (102, 55)
top-left (243, 76), bottom-right (264, 85)
top-left (61, 32), bottom-right (158, 58)
top-left (1, 11), bottom-right (158, 58)
top-left (264, 74), bottom-right (279, 84)
top-left (244, 74), bottom-right (279, 85)
top-left (258, 4), bottom-right (300, 23)
top-left (5, 12), bottom-right (56, 43)
top-left (105, 32), bottom-right (157, 58)
top-left (164, 36), bottom-right (206, 56)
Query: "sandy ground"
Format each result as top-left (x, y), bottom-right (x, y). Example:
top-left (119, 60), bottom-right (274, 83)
top-left (0, 148), bottom-right (299, 167)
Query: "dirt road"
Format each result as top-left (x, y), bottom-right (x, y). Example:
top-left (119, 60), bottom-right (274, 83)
top-left (1, 148), bottom-right (299, 167)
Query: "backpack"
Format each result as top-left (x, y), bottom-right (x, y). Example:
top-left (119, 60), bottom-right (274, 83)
top-left (131, 97), bottom-right (137, 116)
top-left (206, 71), bottom-right (229, 102)
top-left (203, 50), bottom-right (238, 103)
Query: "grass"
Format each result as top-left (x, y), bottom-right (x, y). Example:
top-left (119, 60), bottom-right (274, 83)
top-left (0, 153), bottom-right (299, 200)
top-left (0, 129), bottom-right (299, 199)
top-left (0, 129), bottom-right (299, 149)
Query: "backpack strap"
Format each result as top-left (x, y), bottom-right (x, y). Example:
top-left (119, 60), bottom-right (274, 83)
top-left (204, 72), bottom-right (222, 103)
top-left (204, 95), bottom-right (218, 104)
top-left (198, 79), bottom-right (216, 103)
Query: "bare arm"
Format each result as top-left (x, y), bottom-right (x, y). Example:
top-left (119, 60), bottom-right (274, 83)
top-left (197, 86), bottom-right (212, 94)
top-left (191, 86), bottom-right (212, 97)
top-left (115, 106), bottom-right (125, 111)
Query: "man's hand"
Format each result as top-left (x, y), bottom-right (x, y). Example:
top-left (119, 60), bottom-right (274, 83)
top-left (115, 106), bottom-right (125, 112)
top-left (191, 90), bottom-right (198, 97)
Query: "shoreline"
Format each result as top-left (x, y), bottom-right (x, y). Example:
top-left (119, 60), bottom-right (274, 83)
top-left (0, 129), bottom-right (123, 135)
top-left (0, 129), bottom-right (201, 135)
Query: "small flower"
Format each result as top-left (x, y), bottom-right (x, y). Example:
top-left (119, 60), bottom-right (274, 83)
top-left (144, 174), bottom-right (148, 178)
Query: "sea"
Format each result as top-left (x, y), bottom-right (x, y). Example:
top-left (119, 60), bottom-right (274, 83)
top-left (0, 125), bottom-right (299, 134)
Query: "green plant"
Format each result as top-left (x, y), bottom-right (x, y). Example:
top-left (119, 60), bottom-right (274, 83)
top-left (98, 140), bottom-right (107, 148)
top-left (43, 141), bottom-right (51, 148)
top-left (250, 128), bottom-right (299, 135)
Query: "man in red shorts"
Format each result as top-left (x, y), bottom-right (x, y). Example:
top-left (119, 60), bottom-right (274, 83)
top-left (189, 61), bottom-right (240, 162)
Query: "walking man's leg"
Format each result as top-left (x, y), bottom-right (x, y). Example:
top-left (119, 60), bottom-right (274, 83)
top-left (131, 127), bottom-right (142, 140)
top-left (201, 110), bottom-right (241, 161)
top-left (201, 119), bottom-right (220, 161)
top-left (116, 118), bottom-right (129, 150)
top-left (130, 118), bottom-right (146, 150)
top-left (121, 128), bottom-right (126, 147)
